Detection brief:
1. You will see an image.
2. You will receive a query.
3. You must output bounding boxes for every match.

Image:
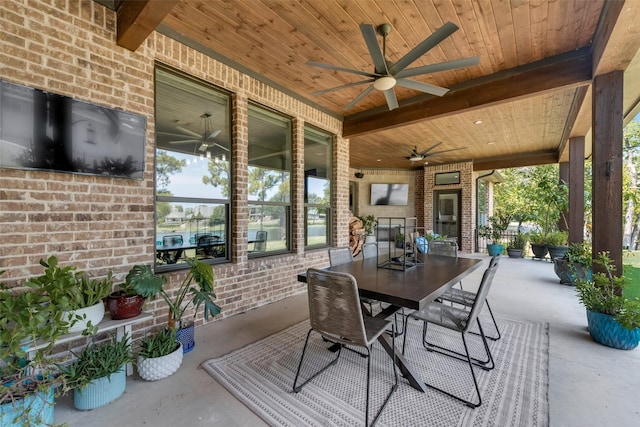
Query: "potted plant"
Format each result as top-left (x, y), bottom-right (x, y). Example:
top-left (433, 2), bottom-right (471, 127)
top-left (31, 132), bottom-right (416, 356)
top-left (546, 231), bottom-right (569, 260)
top-left (26, 256), bottom-right (112, 335)
top-left (106, 264), bottom-right (164, 320)
top-left (553, 242), bottom-right (592, 285)
top-left (529, 232), bottom-right (548, 260)
top-left (477, 216), bottom-right (508, 256)
top-left (132, 257), bottom-right (221, 353)
top-left (58, 334), bottom-right (134, 410)
top-left (507, 232), bottom-right (528, 258)
top-left (575, 252), bottom-right (640, 350)
top-left (395, 232), bottom-right (405, 248)
top-left (358, 214), bottom-right (377, 243)
top-left (1, 275), bottom-right (71, 426)
top-left (136, 329), bottom-right (183, 381)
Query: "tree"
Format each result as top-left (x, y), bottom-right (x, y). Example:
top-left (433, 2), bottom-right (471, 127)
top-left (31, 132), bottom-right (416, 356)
top-left (202, 159), bottom-right (231, 197)
top-left (155, 150), bottom-right (185, 192)
top-left (623, 119), bottom-right (640, 248)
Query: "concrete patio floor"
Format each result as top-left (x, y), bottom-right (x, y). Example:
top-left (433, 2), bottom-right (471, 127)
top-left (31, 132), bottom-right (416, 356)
top-left (55, 255), bottom-right (640, 426)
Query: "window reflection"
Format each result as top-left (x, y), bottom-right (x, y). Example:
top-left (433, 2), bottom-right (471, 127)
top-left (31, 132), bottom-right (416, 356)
top-left (304, 126), bottom-right (332, 247)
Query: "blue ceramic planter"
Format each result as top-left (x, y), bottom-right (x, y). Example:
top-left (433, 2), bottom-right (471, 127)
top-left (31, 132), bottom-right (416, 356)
top-left (486, 244), bottom-right (503, 257)
top-left (0, 387), bottom-right (54, 427)
top-left (586, 310), bottom-right (640, 350)
top-left (74, 366), bottom-right (126, 410)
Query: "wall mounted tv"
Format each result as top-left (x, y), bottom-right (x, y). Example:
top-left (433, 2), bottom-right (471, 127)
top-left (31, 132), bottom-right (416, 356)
top-left (370, 183), bottom-right (409, 206)
top-left (0, 80), bottom-right (146, 179)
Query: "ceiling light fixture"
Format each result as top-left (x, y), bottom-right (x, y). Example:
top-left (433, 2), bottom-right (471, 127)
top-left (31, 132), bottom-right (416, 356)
top-left (474, 119), bottom-right (483, 125)
top-left (373, 76), bottom-right (396, 91)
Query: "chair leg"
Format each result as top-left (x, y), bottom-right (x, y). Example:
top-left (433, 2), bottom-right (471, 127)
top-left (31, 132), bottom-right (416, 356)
top-left (367, 324), bottom-right (399, 427)
top-left (293, 329), bottom-right (342, 392)
top-left (420, 317), bottom-right (494, 370)
top-left (467, 300), bottom-right (501, 341)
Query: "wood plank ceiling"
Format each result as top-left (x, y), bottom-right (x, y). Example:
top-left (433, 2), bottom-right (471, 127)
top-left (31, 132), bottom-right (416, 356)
top-left (113, 0), bottom-right (640, 171)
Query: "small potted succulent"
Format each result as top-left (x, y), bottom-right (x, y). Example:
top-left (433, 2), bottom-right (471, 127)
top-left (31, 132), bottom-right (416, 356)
top-left (136, 329), bottom-right (183, 381)
top-left (575, 252), bottom-right (640, 349)
top-left (58, 334), bottom-right (134, 410)
top-left (25, 256), bottom-right (112, 335)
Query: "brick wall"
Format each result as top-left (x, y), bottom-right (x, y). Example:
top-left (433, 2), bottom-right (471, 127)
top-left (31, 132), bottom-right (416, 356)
top-left (0, 0), bottom-right (342, 335)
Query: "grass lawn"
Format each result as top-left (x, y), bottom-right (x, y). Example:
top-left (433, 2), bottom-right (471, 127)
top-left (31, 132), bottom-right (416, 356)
top-left (623, 251), bottom-right (640, 299)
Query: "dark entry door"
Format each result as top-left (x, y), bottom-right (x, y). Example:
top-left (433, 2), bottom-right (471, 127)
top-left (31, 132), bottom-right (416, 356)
top-left (433, 190), bottom-right (462, 248)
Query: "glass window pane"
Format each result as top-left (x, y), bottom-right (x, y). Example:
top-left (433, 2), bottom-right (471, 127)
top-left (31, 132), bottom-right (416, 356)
top-left (248, 204), bottom-right (288, 254)
top-left (304, 125), bottom-right (332, 248)
top-left (154, 67), bottom-right (231, 268)
top-left (305, 207), bottom-right (329, 246)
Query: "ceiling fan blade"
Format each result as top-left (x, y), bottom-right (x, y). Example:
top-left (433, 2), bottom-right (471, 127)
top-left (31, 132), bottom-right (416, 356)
top-left (395, 56), bottom-right (480, 79)
top-left (306, 61), bottom-right (378, 78)
top-left (345, 85), bottom-right (375, 111)
top-left (396, 78), bottom-right (449, 97)
top-left (389, 21), bottom-right (459, 74)
top-left (205, 129), bottom-right (222, 140)
top-left (169, 139), bottom-right (200, 144)
top-left (212, 142), bottom-right (230, 152)
top-left (360, 24), bottom-right (389, 75)
top-left (311, 79), bottom-right (374, 96)
top-left (425, 146), bottom-right (468, 157)
top-left (158, 131), bottom-right (196, 138)
top-left (383, 89), bottom-right (399, 110)
top-left (419, 142), bottom-right (443, 156)
top-left (401, 145), bottom-right (419, 155)
top-left (174, 126), bottom-right (201, 138)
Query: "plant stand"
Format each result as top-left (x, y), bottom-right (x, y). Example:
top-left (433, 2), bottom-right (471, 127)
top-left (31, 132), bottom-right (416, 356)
top-left (176, 321), bottom-right (196, 354)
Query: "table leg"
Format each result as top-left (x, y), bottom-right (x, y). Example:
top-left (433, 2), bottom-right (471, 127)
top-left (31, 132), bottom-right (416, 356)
top-left (378, 333), bottom-right (427, 393)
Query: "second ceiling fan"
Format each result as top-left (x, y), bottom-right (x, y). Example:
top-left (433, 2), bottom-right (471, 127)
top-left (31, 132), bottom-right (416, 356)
top-left (308, 22), bottom-right (479, 111)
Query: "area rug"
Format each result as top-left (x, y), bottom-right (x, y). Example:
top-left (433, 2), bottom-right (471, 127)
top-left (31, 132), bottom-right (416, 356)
top-left (202, 314), bottom-right (549, 427)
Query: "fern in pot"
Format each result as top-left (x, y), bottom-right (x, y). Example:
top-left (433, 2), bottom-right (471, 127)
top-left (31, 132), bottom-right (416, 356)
top-left (136, 329), bottom-right (183, 381)
top-left (575, 252), bottom-right (640, 350)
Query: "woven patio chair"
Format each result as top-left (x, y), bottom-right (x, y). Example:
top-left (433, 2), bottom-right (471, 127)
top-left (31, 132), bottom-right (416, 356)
top-left (293, 268), bottom-right (398, 426)
top-left (402, 261), bottom-right (498, 408)
top-left (437, 255), bottom-right (502, 340)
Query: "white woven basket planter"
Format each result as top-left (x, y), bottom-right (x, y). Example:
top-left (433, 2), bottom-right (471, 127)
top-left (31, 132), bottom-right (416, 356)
top-left (137, 342), bottom-right (183, 381)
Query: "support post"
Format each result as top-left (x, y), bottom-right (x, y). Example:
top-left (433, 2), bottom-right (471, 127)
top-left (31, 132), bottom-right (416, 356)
top-left (559, 162), bottom-right (569, 233)
top-left (592, 71), bottom-right (623, 275)
top-left (568, 137), bottom-right (585, 245)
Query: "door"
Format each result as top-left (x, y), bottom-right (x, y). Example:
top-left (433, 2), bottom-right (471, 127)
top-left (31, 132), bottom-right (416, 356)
top-left (434, 190), bottom-right (461, 248)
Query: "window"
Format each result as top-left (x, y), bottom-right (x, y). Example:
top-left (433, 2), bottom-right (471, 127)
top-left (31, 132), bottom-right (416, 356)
top-left (248, 104), bottom-right (292, 255)
top-left (304, 126), bottom-right (332, 248)
top-left (154, 67), bottom-right (231, 269)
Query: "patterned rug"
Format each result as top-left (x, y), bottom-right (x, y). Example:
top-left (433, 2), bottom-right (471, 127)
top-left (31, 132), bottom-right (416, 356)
top-left (202, 314), bottom-right (549, 427)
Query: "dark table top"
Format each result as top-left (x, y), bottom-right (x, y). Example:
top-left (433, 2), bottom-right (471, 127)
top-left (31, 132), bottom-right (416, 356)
top-left (298, 255), bottom-right (483, 311)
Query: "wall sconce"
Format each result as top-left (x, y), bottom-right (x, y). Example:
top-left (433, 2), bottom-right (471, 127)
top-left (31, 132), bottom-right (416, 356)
top-left (355, 172), bottom-right (364, 179)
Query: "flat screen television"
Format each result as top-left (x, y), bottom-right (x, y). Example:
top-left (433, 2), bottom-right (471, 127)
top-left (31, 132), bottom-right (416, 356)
top-left (0, 79), bottom-right (146, 179)
top-left (370, 183), bottom-right (409, 206)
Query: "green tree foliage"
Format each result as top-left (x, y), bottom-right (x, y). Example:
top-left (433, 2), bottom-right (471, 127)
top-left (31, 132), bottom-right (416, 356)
top-left (202, 159), bottom-right (231, 197)
top-left (155, 150), bottom-right (185, 193)
top-left (623, 119), bottom-right (640, 248)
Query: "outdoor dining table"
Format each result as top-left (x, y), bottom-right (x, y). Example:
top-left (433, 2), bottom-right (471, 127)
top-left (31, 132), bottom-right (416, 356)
top-left (297, 253), bottom-right (483, 392)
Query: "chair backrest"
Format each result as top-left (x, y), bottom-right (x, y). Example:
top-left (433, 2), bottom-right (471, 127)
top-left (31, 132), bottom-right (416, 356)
top-left (361, 242), bottom-right (378, 259)
top-left (254, 231), bottom-right (267, 251)
top-left (306, 268), bottom-right (367, 347)
top-left (465, 257), bottom-right (499, 332)
top-left (328, 246), bottom-right (354, 266)
top-left (429, 240), bottom-right (458, 257)
top-left (163, 234), bottom-right (183, 246)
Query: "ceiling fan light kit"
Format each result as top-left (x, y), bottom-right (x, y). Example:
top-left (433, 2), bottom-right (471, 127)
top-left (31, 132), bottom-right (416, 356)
top-left (307, 22), bottom-right (479, 111)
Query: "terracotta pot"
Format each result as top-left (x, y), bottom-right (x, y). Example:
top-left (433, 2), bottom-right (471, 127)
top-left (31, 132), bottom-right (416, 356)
top-left (106, 292), bottom-right (144, 320)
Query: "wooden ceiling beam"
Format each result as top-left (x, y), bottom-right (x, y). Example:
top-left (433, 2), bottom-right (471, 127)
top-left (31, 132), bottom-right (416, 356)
top-left (343, 48), bottom-right (593, 138)
top-left (116, 0), bottom-right (179, 51)
top-left (473, 151), bottom-right (559, 172)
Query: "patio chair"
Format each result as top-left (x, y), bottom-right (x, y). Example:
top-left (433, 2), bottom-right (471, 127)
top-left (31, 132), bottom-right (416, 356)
top-left (360, 243), bottom-right (382, 314)
top-left (429, 240), bottom-right (463, 290)
top-left (293, 268), bottom-right (398, 426)
top-left (161, 234), bottom-right (184, 264)
top-left (437, 255), bottom-right (501, 340)
top-left (402, 261), bottom-right (498, 408)
top-left (252, 230), bottom-right (267, 252)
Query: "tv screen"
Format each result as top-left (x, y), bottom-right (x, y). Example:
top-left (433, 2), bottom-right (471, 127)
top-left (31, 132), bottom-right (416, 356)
top-left (0, 80), bottom-right (146, 179)
top-left (370, 183), bottom-right (409, 206)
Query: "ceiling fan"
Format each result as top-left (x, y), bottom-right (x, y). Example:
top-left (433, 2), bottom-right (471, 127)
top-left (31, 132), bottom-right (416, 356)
top-left (402, 142), bottom-right (467, 162)
top-left (307, 22), bottom-right (479, 111)
top-left (162, 113), bottom-right (227, 152)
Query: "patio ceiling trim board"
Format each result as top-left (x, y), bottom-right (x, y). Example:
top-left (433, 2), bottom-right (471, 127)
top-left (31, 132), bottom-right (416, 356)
top-left (472, 151), bottom-right (559, 172)
top-left (343, 48), bottom-right (593, 138)
top-left (557, 85), bottom-right (590, 160)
